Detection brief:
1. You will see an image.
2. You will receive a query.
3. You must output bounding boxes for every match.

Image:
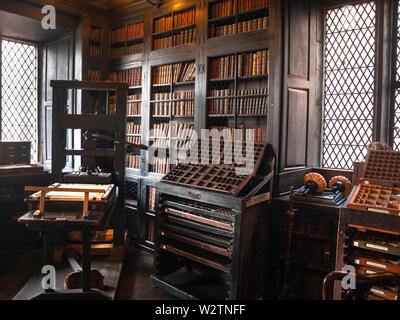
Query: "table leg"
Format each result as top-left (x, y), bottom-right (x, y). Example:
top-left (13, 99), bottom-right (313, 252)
top-left (82, 230), bottom-right (91, 292)
top-left (43, 232), bottom-right (54, 266)
top-left (43, 232), bottom-right (54, 293)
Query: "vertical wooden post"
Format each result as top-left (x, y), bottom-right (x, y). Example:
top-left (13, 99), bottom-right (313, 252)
top-left (114, 88), bottom-right (127, 246)
top-left (52, 86), bottom-right (68, 182)
top-left (83, 191), bottom-right (89, 216)
top-left (82, 230), bottom-right (91, 292)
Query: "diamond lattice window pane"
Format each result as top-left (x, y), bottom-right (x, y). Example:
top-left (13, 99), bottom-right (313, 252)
top-left (1, 40), bottom-right (38, 162)
top-left (322, 2), bottom-right (376, 169)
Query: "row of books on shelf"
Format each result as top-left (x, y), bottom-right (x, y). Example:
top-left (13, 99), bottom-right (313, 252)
top-left (153, 101), bottom-right (195, 117)
top-left (210, 0), bottom-right (236, 19)
top-left (110, 43), bottom-right (143, 59)
top-left (238, 0), bottom-right (269, 13)
top-left (238, 49), bottom-right (268, 77)
top-left (174, 62), bottom-right (196, 83)
top-left (154, 15), bottom-right (173, 33)
top-left (148, 187), bottom-right (156, 211)
top-left (109, 68), bottom-right (142, 87)
top-left (153, 28), bottom-right (196, 50)
top-left (209, 88), bottom-right (234, 97)
top-left (154, 8), bottom-right (196, 33)
top-left (208, 98), bottom-right (234, 115)
top-left (153, 62), bottom-right (195, 84)
top-left (209, 55), bottom-right (236, 79)
top-left (209, 16), bottom-right (269, 38)
top-left (151, 157), bottom-right (178, 174)
top-left (153, 36), bottom-right (173, 50)
top-left (111, 22), bottom-right (144, 42)
top-left (174, 7), bottom-right (196, 29)
top-left (237, 95), bottom-right (268, 115)
top-left (152, 123), bottom-right (195, 144)
top-left (127, 154), bottom-right (140, 169)
top-left (89, 45), bottom-right (101, 57)
top-left (127, 136), bottom-right (142, 144)
top-left (128, 93), bottom-right (141, 101)
top-left (209, 126), bottom-right (264, 141)
top-left (127, 123), bottom-right (142, 135)
top-left (127, 102), bottom-right (141, 116)
top-left (89, 27), bottom-right (101, 42)
top-left (88, 69), bottom-right (101, 81)
top-left (209, 88), bottom-right (267, 97)
top-left (210, 0), bottom-right (268, 19)
top-left (153, 91), bottom-right (195, 101)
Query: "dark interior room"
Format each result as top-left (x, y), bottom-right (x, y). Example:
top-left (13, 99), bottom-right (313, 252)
top-left (0, 0), bottom-right (399, 306)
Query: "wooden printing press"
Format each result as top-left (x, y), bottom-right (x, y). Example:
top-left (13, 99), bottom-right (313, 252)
top-left (15, 80), bottom-right (131, 300)
top-left (151, 139), bottom-right (275, 299)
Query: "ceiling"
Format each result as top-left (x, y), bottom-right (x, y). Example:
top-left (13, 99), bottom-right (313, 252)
top-left (0, 9), bottom-right (70, 43)
top-left (78, 0), bottom-right (140, 10)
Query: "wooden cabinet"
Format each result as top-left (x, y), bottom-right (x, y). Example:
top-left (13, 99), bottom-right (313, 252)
top-left (269, 196), bottom-right (340, 299)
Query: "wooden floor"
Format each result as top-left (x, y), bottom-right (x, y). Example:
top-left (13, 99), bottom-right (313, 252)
top-left (0, 246), bottom-right (174, 300)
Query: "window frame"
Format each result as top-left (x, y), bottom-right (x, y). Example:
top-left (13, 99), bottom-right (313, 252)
top-left (0, 36), bottom-right (41, 163)
top-left (320, 0), bottom-right (392, 169)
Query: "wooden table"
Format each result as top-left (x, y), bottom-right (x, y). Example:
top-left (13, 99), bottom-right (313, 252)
top-left (17, 196), bottom-right (117, 299)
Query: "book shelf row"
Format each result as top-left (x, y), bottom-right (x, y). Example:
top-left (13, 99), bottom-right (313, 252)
top-left (148, 187), bottom-right (156, 211)
top-left (152, 91), bottom-right (195, 101)
top-left (128, 102), bottom-right (141, 116)
top-left (109, 68), bottom-right (142, 87)
top-left (89, 27), bottom-right (101, 42)
top-left (238, 50), bottom-right (268, 77)
top-left (153, 100), bottom-right (195, 117)
top-left (153, 7), bottom-right (196, 33)
top-left (128, 154), bottom-right (140, 169)
top-left (209, 16), bottom-right (268, 38)
top-left (127, 123), bottom-right (142, 135)
top-left (110, 43), bottom-right (144, 59)
top-left (111, 22), bottom-right (144, 43)
top-left (127, 136), bottom-right (142, 144)
top-left (153, 28), bottom-right (196, 50)
top-left (152, 122), bottom-right (195, 142)
top-left (209, 126), bottom-right (265, 141)
top-left (150, 157), bottom-right (179, 175)
top-left (88, 69), bottom-right (101, 81)
top-left (152, 62), bottom-right (195, 84)
top-left (209, 0), bottom-right (269, 19)
top-left (89, 45), bottom-right (101, 57)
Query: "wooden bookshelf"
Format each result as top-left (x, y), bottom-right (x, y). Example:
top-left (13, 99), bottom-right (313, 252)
top-left (108, 67), bottom-right (143, 171)
top-left (208, 0), bottom-right (269, 39)
top-left (99, 0), bottom-right (279, 252)
top-left (109, 21), bottom-right (145, 60)
top-left (89, 25), bottom-right (102, 57)
top-left (207, 49), bottom-right (269, 142)
top-left (152, 6), bottom-right (196, 51)
top-left (149, 60), bottom-right (196, 175)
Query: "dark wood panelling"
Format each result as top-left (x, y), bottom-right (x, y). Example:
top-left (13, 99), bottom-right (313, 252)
top-left (288, 0), bottom-right (310, 79)
top-left (41, 35), bottom-right (73, 165)
top-left (286, 88), bottom-right (308, 167)
top-left (279, 0), bottom-right (318, 180)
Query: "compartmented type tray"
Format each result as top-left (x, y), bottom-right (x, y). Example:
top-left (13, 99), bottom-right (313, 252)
top-left (162, 139), bottom-right (267, 196)
top-left (347, 150), bottom-right (400, 216)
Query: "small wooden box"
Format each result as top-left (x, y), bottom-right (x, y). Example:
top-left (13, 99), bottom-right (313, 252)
top-left (347, 150), bottom-right (400, 216)
top-left (0, 141), bottom-right (31, 165)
